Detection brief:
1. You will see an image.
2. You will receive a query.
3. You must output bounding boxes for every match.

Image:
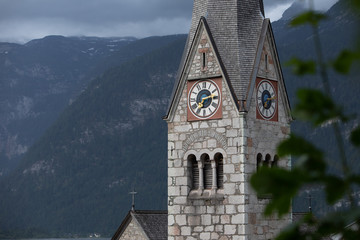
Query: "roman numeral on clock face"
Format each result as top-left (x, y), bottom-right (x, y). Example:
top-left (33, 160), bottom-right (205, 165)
top-left (188, 80), bottom-right (221, 119)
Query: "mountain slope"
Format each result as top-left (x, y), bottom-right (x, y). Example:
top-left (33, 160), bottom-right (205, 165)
top-left (0, 36), bottom-right (187, 236)
top-left (0, 35), bottom-right (186, 176)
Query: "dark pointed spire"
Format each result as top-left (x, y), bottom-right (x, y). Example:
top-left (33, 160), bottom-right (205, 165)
top-left (260, 0), bottom-right (265, 17)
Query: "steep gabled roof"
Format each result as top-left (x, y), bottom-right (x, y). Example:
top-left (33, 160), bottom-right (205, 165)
top-left (164, 17), bottom-right (235, 121)
top-left (111, 210), bottom-right (168, 240)
top-left (206, 0), bottom-right (264, 101)
top-left (246, 19), bottom-right (292, 119)
top-left (133, 210), bottom-right (168, 240)
top-left (165, 0), bottom-right (265, 119)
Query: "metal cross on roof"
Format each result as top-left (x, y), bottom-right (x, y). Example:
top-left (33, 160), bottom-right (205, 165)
top-left (129, 189), bottom-right (137, 211)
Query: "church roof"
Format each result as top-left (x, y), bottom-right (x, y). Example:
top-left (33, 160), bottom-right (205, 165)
top-left (175, 0), bottom-right (264, 101)
top-left (165, 0), bottom-right (266, 119)
top-left (133, 210), bottom-right (168, 240)
top-left (206, 0), bottom-right (264, 101)
top-left (111, 210), bottom-right (168, 240)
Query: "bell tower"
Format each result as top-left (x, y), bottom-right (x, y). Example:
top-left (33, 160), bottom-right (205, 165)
top-left (163, 0), bottom-right (292, 239)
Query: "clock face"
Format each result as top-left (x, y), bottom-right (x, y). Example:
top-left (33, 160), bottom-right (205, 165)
top-left (257, 80), bottom-right (277, 120)
top-left (188, 80), bottom-right (221, 120)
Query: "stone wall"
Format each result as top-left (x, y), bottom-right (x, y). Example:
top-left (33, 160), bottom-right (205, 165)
top-left (119, 218), bottom-right (148, 240)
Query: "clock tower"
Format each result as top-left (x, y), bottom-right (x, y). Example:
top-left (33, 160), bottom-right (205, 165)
top-left (163, 0), bottom-right (292, 239)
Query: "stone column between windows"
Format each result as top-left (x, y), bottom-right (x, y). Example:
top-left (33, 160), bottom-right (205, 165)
top-left (211, 160), bottom-right (217, 190)
top-left (198, 160), bottom-right (204, 190)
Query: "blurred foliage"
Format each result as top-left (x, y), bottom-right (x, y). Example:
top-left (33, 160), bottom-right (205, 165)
top-left (251, 0), bottom-right (360, 239)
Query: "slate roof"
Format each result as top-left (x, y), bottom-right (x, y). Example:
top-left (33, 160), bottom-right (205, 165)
top-left (169, 0), bottom-right (265, 110)
top-left (111, 210), bottom-right (168, 240)
top-left (133, 210), bottom-right (168, 240)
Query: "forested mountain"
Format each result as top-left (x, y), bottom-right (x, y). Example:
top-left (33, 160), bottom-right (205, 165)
top-left (0, 35), bottom-right (184, 176)
top-left (0, 35), bottom-right (187, 237)
top-left (0, 0), bottom-right (358, 237)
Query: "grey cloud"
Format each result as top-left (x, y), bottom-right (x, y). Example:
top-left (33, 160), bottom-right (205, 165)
top-left (0, 0), bottom-right (193, 24)
top-left (0, 0), bottom-right (337, 43)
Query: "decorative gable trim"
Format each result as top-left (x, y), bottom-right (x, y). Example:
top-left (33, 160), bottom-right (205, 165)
top-left (246, 19), bottom-right (293, 122)
top-left (164, 17), bottom-right (239, 122)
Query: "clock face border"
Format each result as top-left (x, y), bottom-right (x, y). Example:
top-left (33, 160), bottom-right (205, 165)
top-left (187, 78), bottom-right (223, 121)
top-left (256, 78), bottom-right (278, 122)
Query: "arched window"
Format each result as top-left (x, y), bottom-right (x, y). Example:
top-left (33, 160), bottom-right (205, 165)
top-left (272, 155), bottom-right (279, 168)
top-left (264, 154), bottom-right (271, 167)
top-left (202, 154), bottom-right (212, 190)
top-left (188, 154), bottom-right (198, 190)
top-left (257, 153), bottom-right (262, 171)
top-left (215, 153), bottom-right (224, 189)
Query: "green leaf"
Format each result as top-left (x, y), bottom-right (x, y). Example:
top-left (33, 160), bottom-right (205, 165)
top-left (251, 168), bottom-right (306, 216)
top-left (275, 222), bottom-right (304, 240)
top-left (333, 50), bottom-right (360, 74)
top-left (286, 58), bottom-right (316, 76)
top-left (323, 176), bottom-right (347, 204)
top-left (294, 89), bottom-right (347, 126)
top-left (277, 134), bottom-right (326, 175)
top-left (350, 0), bottom-right (360, 10)
top-left (290, 11), bottom-right (327, 27)
top-left (351, 126), bottom-right (360, 147)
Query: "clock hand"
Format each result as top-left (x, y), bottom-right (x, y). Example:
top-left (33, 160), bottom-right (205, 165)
top-left (264, 96), bottom-right (276, 108)
top-left (197, 94), bottom-right (215, 109)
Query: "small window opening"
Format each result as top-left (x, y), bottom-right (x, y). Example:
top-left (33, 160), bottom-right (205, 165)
top-left (272, 155), bottom-right (279, 168)
top-left (202, 52), bottom-right (206, 69)
top-left (265, 54), bottom-right (268, 70)
top-left (202, 154), bottom-right (212, 189)
top-left (188, 154), bottom-right (198, 190)
top-left (215, 153), bottom-right (224, 189)
top-left (257, 153), bottom-right (262, 171)
top-left (264, 154), bottom-right (271, 167)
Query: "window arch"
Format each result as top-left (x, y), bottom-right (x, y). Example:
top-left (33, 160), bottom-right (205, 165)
top-left (272, 155), bottom-right (279, 168)
top-left (257, 153), bottom-right (279, 170)
top-left (257, 153), bottom-right (262, 171)
top-left (264, 154), bottom-right (271, 167)
top-left (188, 154), bottom-right (198, 190)
top-left (185, 149), bottom-right (226, 198)
top-left (202, 154), bottom-right (212, 190)
top-left (215, 153), bottom-right (224, 189)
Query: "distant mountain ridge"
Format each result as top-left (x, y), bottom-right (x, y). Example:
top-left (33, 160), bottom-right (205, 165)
top-left (0, 0), bottom-right (359, 237)
top-left (0, 34), bottom-right (185, 176)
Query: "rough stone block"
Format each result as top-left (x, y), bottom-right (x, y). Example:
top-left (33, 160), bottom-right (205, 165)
top-left (199, 232), bottom-right (211, 240)
top-left (232, 214), bottom-right (244, 224)
top-left (188, 216), bottom-right (201, 226)
top-left (201, 214), bottom-right (212, 225)
top-left (224, 225), bottom-right (237, 235)
top-left (181, 226), bottom-right (191, 236)
top-left (224, 183), bottom-right (236, 195)
top-left (168, 215), bottom-right (175, 225)
top-left (223, 164), bottom-right (235, 174)
top-left (193, 226), bottom-right (203, 232)
top-left (176, 177), bottom-right (188, 186)
top-left (174, 196), bottom-right (187, 205)
top-left (169, 168), bottom-right (185, 177)
top-left (168, 186), bottom-right (180, 196)
top-left (221, 215), bottom-right (231, 224)
top-left (169, 225), bottom-right (180, 236)
top-left (176, 215), bottom-right (187, 226)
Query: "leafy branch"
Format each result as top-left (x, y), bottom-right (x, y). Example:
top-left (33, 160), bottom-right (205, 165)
top-left (251, 0), bottom-right (360, 239)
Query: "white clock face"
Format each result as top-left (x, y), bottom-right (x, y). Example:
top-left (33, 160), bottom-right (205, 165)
top-left (257, 80), bottom-right (277, 120)
top-left (188, 80), bottom-right (221, 119)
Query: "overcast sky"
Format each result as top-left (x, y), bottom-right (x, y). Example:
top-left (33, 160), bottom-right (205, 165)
top-left (0, 0), bottom-right (338, 44)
